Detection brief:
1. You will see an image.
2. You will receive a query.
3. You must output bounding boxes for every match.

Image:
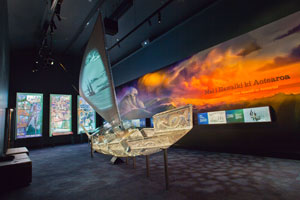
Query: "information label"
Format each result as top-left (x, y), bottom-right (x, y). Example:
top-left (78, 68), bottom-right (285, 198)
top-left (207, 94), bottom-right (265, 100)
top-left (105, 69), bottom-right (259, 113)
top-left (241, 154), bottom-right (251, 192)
top-left (243, 106), bottom-right (271, 123)
top-left (207, 111), bottom-right (227, 124)
top-left (226, 109), bottom-right (244, 123)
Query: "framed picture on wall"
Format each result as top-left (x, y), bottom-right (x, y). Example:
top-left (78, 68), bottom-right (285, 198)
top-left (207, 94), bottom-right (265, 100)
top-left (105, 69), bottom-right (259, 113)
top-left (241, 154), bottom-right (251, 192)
top-left (77, 95), bottom-right (96, 134)
top-left (16, 92), bottom-right (43, 139)
top-left (49, 94), bottom-right (72, 136)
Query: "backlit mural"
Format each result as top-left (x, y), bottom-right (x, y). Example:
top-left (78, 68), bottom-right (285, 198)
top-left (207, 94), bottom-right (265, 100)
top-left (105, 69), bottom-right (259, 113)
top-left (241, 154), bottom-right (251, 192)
top-left (77, 96), bottom-right (96, 134)
top-left (116, 11), bottom-right (300, 127)
top-left (16, 93), bottom-right (43, 138)
top-left (50, 94), bottom-right (72, 136)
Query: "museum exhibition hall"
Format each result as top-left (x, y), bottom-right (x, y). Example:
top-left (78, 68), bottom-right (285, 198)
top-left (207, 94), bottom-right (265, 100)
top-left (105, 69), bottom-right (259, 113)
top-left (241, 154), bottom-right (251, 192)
top-left (1, 0), bottom-right (300, 199)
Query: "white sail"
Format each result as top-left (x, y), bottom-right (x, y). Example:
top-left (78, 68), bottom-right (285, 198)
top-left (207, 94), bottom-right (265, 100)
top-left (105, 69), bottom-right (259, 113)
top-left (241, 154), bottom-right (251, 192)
top-left (79, 13), bottom-right (122, 128)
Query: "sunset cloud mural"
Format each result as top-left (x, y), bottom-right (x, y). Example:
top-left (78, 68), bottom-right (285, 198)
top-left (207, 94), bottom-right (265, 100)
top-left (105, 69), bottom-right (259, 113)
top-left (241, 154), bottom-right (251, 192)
top-left (116, 11), bottom-right (300, 124)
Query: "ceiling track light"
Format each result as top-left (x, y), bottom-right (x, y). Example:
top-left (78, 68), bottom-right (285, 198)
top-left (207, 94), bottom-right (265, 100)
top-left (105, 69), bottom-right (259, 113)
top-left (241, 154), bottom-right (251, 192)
top-left (141, 39), bottom-right (150, 47)
top-left (158, 12), bottom-right (161, 24)
top-left (107, 0), bottom-right (173, 51)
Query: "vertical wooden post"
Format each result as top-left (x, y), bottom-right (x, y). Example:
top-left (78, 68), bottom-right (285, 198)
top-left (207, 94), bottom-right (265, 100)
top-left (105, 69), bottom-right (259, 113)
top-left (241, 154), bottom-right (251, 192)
top-left (163, 149), bottom-right (169, 190)
top-left (146, 155), bottom-right (150, 177)
top-left (7, 109), bottom-right (13, 148)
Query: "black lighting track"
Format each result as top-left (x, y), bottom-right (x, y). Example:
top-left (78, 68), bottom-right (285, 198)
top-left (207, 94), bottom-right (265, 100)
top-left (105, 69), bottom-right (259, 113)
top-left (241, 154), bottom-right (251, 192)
top-left (109, 0), bottom-right (133, 20)
top-left (62, 0), bottom-right (106, 55)
top-left (107, 0), bottom-right (174, 51)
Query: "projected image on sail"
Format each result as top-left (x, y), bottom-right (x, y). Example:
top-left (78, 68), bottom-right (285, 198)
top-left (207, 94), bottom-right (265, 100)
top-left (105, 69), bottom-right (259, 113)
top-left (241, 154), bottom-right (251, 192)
top-left (81, 49), bottom-right (112, 111)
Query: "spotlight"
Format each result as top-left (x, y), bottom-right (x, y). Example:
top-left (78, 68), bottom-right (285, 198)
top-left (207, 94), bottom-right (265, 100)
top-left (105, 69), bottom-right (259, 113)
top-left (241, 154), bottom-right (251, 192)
top-left (141, 39), bottom-right (150, 47)
top-left (35, 61), bottom-right (39, 64)
top-left (158, 12), bottom-right (161, 24)
top-left (45, 58), bottom-right (55, 67)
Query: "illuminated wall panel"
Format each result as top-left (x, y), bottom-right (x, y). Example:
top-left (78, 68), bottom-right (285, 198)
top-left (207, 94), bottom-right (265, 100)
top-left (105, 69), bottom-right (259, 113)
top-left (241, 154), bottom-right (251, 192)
top-left (123, 119), bottom-right (146, 128)
top-left (16, 93), bottom-right (43, 138)
top-left (208, 111), bottom-right (226, 124)
top-left (77, 96), bottom-right (96, 134)
top-left (50, 94), bottom-right (72, 136)
top-left (116, 11), bottom-right (300, 128)
top-left (197, 106), bottom-right (271, 125)
top-left (243, 106), bottom-right (271, 123)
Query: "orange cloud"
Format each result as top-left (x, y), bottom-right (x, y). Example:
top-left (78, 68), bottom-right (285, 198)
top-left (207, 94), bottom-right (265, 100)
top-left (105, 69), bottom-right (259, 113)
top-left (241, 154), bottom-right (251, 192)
top-left (136, 43), bottom-right (300, 110)
top-left (258, 44), bottom-right (300, 71)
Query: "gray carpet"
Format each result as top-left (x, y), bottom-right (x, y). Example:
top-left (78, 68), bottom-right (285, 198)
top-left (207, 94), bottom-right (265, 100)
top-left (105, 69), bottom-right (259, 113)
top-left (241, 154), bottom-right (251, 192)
top-left (1, 143), bottom-right (300, 200)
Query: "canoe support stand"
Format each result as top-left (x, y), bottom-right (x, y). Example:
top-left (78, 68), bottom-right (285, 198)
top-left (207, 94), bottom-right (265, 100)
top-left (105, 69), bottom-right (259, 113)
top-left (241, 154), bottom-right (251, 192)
top-left (146, 155), bottom-right (150, 177)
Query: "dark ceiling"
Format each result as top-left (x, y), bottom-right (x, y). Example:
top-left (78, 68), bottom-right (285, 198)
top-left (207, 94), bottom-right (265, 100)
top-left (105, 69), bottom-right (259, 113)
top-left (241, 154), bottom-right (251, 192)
top-left (7, 0), bottom-right (218, 66)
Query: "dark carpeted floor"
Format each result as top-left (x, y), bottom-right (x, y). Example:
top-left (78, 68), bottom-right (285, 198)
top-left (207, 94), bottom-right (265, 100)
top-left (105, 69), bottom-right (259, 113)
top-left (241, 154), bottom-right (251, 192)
top-left (1, 143), bottom-right (300, 200)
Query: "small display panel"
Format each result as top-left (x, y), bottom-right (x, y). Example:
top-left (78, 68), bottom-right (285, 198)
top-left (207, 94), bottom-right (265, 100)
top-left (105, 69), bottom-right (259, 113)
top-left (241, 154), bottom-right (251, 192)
top-left (123, 119), bottom-right (146, 128)
top-left (207, 111), bottom-right (227, 124)
top-left (50, 94), bottom-right (72, 136)
top-left (243, 106), bottom-right (271, 123)
top-left (77, 96), bottom-right (96, 134)
top-left (197, 113), bottom-right (209, 124)
top-left (197, 106), bottom-right (271, 125)
top-left (225, 109), bottom-right (244, 123)
top-left (138, 118), bottom-right (146, 127)
top-left (16, 93), bottom-right (43, 139)
top-left (150, 118), bottom-right (154, 127)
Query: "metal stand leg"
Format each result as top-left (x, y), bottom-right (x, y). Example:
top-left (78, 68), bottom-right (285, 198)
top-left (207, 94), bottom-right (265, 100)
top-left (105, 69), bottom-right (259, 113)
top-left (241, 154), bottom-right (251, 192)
top-left (146, 155), bottom-right (150, 177)
top-left (90, 138), bottom-right (94, 158)
top-left (163, 149), bottom-right (169, 190)
top-left (125, 157), bottom-right (128, 165)
top-left (133, 157), bottom-right (136, 169)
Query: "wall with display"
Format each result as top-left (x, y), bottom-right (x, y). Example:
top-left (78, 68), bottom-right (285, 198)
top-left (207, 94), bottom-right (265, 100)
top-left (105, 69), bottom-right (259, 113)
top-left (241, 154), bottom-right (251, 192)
top-left (7, 0), bottom-right (300, 154)
top-left (116, 11), bottom-right (300, 153)
top-left (8, 51), bottom-right (103, 148)
top-left (197, 106), bottom-right (271, 125)
top-left (116, 11), bottom-right (300, 121)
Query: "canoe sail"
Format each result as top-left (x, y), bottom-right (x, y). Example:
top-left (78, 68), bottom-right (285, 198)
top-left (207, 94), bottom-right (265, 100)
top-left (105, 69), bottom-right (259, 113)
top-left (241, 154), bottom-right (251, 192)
top-left (79, 14), bottom-right (122, 128)
top-left (79, 13), bottom-right (193, 158)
